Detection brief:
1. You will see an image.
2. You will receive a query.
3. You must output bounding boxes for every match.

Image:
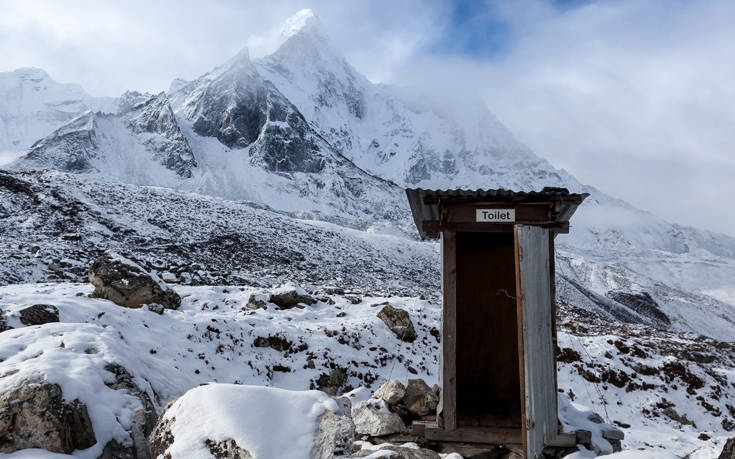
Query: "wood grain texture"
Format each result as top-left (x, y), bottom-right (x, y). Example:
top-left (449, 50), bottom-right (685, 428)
top-left (440, 229), bottom-right (457, 430)
top-left (515, 225), bottom-right (557, 458)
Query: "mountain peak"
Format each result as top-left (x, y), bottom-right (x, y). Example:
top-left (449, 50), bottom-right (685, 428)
top-left (280, 9), bottom-right (327, 41)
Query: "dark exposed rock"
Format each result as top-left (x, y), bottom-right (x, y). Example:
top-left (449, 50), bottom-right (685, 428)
top-left (316, 367), bottom-right (347, 396)
top-left (377, 304), bottom-right (416, 342)
top-left (205, 438), bottom-right (254, 459)
top-left (606, 291), bottom-right (671, 327)
top-left (19, 304), bottom-right (59, 326)
top-left (89, 253), bottom-right (180, 309)
top-left (0, 380), bottom-right (96, 454)
top-left (269, 284), bottom-right (316, 309)
top-left (719, 438), bottom-right (735, 459)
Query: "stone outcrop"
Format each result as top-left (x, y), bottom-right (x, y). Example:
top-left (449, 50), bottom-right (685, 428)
top-left (0, 380), bottom-right (96, 454)
top-left (377, 304), bottom-right (416, 342)
top-left (89, 253), bottom-right (180, 309)
top-left (18, 304), bottom-right (59, 326)
top-left (719, 438), bottom-right (735, 459)
top-left (268, 282), bottom-right (316, 309)
top-left (351, 399), bottom-right (406, 436)
top-left (403, 379), bottom-right (439, 417)
top-left (102, 363), bottom-right (157, 459)
top-left (312, 396), bottom-right (354, 459)
top-left (374, 380), bottom-right (406, 406)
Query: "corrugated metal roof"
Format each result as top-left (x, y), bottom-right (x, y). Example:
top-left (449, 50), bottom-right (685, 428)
top-left (405, 187), bottom-right (589, 239)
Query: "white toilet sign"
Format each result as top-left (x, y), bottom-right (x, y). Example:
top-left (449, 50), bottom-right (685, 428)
top-left (476, 208), bottom-right (515, 222)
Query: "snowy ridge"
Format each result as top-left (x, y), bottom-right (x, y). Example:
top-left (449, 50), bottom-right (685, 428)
top-left (0, 68), bottom-right (115, 155)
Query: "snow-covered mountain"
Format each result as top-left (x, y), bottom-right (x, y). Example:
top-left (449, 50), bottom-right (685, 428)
top-left (4, 9), bottom-right (735, 340)
top-left (0, 68), bottom-right (115, 155)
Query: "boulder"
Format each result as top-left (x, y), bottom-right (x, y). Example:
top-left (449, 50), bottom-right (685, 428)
top-left (205, 439), bottom-right (254, 458)
top-left (19, 304), bottom-right (59, 326)
top-left (377, 304), bottom-right (416, 342)
top-left (89, 253), bottom-right (180, 309)
top-left (403, 379), bottom-right (439, 417)
top-left (0, 380), bottom-right (96, 454)
top-left (269, 282), bottom-right (316, 309)
top-left (374, 380), bottom-right (406, 406)
top-left (102, 363), bottom-right (157, 459)
top-left (719, 438), bottom-right (735, 459)
top-left (312, 396), bottom-right (355, 459)
top-left (354, 444), bottom-right (441, 459)
top-left (351, 399), bottom-right (406, 436)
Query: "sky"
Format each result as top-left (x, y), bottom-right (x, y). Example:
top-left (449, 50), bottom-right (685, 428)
top-left (1, 0), bottom-right (734, 236)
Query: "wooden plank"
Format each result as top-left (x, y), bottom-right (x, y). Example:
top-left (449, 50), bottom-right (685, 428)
top-left (440, 229), bottom-right (457, 431)
top-left (422, 220), bottom-right (569, 235)
top-left (425, 426), bottom-right (523, 444)
top-left (515, 225), bottom-right (558, 458)
top-left (513, 232), bottom-right (528, 457)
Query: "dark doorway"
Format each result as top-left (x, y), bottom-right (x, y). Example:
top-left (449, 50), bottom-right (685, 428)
top-left (455, 231), bottom-right (522, 428)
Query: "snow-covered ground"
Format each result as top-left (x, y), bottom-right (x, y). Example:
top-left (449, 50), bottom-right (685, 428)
top-left (0, 282), bottom-right (732, 457)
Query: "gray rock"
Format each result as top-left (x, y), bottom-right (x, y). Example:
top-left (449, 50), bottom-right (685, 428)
top-left (19, 304), bottom-right (59, 325)
top-left (374, 380), bottom-right (406, 406)
top-left (146, 303), bottom-right (164, 315)
top-left (147, 401), bottom-right (176, 459)
top-left (377, 304), bottom-right (416, 342)
top-left (312, 400), bottom-right (355, 459)
top-left (269, 284), bottom-right (316, 309)
top-left (354, 444), bottom-right (440, 459)
top-left (403, 379), bottom-right (439, 417)
top-left (351, 399), bottom-right (406, 436)
top-left (89, 253), bottom-right (180, 309)
top-left (0, 380), bottom-right (96, 454)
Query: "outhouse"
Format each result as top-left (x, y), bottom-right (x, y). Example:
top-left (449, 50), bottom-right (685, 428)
top-left (405, 187), bottom-right (588, 458)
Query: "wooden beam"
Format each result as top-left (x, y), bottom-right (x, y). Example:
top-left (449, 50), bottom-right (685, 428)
top-left (425, 426), bottom-right (523, 444)
top-left (513, 226), bottom-right (528, 457)
top-left (422, 221), bottom-right (570, 234)
top-left (440, 229), bottom-right (457, 431)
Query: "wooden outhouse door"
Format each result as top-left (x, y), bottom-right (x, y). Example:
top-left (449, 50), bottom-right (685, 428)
top-left (515, 225), bottom-right (558, 457)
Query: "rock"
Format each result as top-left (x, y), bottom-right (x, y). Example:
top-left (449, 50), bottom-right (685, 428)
top-left (377, 304), bottom-right (416, 342)
top-left (269, 282), bottom-right (316, 309)
top-left (246, 293), bottom-right (268, 310)
top-left (351, 399), bottom-right (406, 436)
top-left (354, 444), bottom-right (440, 459)
top-left (146, 303), bottom-right (164, 315)
top-left (205, 438), bottom-right (254, 458)
top-left (312, 397), bottom-right (355, 459)
top-left (89, 253), bottom-right (180, 309)
top-left (345, 295), bottom-right (361, 304)
top-left (374, 380), bottom-right (406, 406)
top-left (586, 412), bottom-right (604, 424)
top-left (0, 309), bottom-right (12, 332)
top-left (403, 379), bottom-right (439, 417)
top-left (147, 401), bottom-right (176, 459)
top-left (719, 438), bottom-right (735, 459)
top-left (19, 304), bottom-right (59, 325)
top-left (103, 363), bottom-right (157, 459)
top-left (316, 367), bottom-right (348, 396)
top-left (0, 380), bottom-right (96, 454)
